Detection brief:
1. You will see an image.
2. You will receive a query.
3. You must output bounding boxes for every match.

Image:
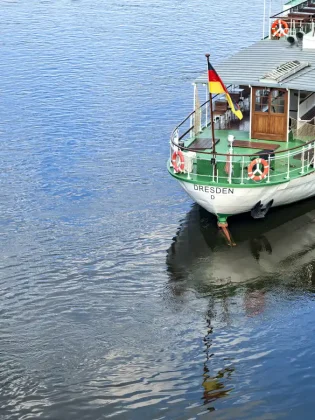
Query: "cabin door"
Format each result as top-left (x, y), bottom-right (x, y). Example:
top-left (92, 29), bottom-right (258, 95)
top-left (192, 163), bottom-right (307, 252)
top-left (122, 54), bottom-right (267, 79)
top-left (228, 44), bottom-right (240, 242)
top-left (251, 88), bottom-right (288, 141)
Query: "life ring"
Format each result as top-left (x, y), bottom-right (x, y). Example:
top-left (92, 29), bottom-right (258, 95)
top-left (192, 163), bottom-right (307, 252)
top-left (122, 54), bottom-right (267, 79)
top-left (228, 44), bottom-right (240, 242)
top-left (248, 158), bottom-right (269, 182)
top-left (271, 19), bottom-right (289, 37)
top-left (172, 150), bottom-right (185, 173)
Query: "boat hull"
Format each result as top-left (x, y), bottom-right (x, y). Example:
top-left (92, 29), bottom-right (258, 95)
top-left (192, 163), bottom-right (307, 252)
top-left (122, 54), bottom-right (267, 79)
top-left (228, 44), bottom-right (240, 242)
top-left (179, 171), bottom-right (315, 217)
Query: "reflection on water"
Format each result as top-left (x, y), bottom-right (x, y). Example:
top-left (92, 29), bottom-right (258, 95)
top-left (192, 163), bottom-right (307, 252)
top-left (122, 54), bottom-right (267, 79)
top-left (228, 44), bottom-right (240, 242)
top-left (202, 317), bottom-right (234, 410)
top-left (167, 199), bottom-right (315, 295)
top-left (165, 200), bottom-right (315, 417)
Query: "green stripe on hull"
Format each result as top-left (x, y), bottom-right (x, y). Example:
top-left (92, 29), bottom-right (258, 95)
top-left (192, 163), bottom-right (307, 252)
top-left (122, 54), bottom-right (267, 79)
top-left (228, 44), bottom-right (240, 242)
top-left (167, 162), bottom-right (315, 188)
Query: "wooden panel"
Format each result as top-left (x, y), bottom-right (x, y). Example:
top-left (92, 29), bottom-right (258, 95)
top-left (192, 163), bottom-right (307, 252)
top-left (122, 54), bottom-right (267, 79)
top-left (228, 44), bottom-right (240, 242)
top-left (233, 140), bottom-right (280, 150)
top-left (188, 138), bottom-right (220, 150)
top-left (268, 114), bottom-right (287, 140)
top-left (251, 88), bottom-right (288, 141)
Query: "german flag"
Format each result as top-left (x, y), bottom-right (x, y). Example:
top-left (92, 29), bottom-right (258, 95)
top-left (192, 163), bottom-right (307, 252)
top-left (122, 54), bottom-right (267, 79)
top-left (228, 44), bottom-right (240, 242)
top-left (207, 60), bottom-right (243, 120)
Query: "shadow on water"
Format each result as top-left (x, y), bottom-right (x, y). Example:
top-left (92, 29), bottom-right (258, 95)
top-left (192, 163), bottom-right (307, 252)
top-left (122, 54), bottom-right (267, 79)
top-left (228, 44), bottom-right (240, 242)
top-left (167, 198), bottom-right (315, 296)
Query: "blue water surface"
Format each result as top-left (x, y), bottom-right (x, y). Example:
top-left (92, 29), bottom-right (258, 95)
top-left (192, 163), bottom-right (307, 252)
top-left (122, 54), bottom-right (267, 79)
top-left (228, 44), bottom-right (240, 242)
top-left (3, 1), bottom-right (315, 419)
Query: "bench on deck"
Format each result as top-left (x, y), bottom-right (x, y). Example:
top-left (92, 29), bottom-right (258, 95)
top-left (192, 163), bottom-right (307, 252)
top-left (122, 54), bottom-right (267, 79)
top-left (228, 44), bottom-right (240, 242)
top-left (188, 138), bottom-right (220, 150)
top-left (233, 140), bottom-right (280, 151)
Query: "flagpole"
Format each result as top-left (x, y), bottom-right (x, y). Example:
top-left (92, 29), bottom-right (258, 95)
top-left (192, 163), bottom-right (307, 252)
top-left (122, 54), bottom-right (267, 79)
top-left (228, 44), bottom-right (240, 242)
top-left (205, 54), bottom-right (216, 158)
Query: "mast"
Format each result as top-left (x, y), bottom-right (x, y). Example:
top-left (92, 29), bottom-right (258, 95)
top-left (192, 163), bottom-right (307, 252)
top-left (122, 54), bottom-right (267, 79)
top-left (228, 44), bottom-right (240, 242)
top-left (205, 54), bottom-right (217, 157)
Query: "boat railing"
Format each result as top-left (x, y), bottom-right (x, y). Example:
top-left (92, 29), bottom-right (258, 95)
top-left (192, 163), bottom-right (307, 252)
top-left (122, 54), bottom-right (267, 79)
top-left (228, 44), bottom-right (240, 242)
top-left (268, 19), bottom-right (315, 38)
top-left (170, 112), bottom-right (315, 185)
top-left (170, 97), bottom-right (219, 142)
top-left (271, 0), bottom-right (315, 19)
top-left (170, 90), bottom-right (237, 145)
top-left (170, 97), bottom-right (216, 163)
top-left (170, 139), bottom-right (315, 185)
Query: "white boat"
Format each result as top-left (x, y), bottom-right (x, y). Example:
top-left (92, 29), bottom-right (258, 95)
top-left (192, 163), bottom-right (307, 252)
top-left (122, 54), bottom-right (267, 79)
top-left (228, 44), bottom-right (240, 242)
top-left (168, 0), bottom-right (315, 239)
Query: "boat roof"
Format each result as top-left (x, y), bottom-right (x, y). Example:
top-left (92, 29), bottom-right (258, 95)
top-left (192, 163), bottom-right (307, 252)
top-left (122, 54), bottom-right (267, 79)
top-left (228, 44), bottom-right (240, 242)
top-left (195, 38), bottom-right (315, 92)
top-left (283, 0), bottom-right (307, 8)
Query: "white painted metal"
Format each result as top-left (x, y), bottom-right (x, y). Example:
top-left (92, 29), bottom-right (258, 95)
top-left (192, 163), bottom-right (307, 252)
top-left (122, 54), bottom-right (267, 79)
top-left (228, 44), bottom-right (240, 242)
top-left (249, 86), bottom-right (252, 138)
top-left (263, 0), bottom-right (266, 39)
top-left (241, 156), bottom-right (245, 185)
top-left (191, 83), bottom-right (196, 138)
top-left (183, 151), bottom-right (196, 179)
top-left (179, 171), bottom-right (315, 217)
top-left (303, 27), bottom-right (315, 50)
top-left (227, 135), bottom-right (234, 185)
top-left (301, 147), bottom-right (305, 174)
top-left (286, 88), bottom-right (290, 142)
top-left (205, 85), bottom-right (208, 127)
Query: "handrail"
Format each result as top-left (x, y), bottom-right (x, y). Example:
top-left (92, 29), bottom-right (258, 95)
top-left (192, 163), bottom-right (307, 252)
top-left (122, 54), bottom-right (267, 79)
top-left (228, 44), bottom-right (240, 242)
top-left (300, 92), bottom-right (314, 105)
top-left (170, 98), bottom-right (211, 140)
top-left (301, 116), bottom-right (315, 124)
top-left (171, 135), bottom-right (315, 157)
top-left (179, 126), bottom-right (194, 140)
top-left (170, 106), bottom-right (315, 158)
top-left (169, 89), bottom-right (231, 140)
top-left (271, 0), bottom-right (314, 18)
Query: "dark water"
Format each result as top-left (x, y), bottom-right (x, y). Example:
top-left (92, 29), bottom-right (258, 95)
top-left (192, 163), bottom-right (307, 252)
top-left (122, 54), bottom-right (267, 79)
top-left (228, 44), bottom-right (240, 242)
top-left (2, 0), bottom-right (315, 419)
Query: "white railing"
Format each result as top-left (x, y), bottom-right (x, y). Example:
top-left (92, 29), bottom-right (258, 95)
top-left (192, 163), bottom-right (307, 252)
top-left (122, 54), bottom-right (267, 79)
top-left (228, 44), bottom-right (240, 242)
top-left (170, 137), bottom-right (315, 185)
top-left (170, 101), bottom-right (315, 185)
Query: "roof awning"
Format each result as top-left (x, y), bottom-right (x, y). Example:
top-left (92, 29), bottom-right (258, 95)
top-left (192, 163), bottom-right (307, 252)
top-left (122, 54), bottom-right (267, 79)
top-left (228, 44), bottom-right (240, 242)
top-left (194, 39), bottom-right (315, 92)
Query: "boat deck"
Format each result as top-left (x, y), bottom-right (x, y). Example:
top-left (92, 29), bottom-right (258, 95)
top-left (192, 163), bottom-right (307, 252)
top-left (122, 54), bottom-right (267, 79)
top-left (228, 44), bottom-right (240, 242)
top-left (170, 125), bottom-right (315, 187)
top-left (185, 126), bottom-right (304, 157)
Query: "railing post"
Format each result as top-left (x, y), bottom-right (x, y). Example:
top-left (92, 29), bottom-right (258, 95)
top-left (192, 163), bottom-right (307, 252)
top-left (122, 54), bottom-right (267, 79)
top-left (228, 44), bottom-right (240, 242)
top-left (190, 115), bottom-right (193, 138)
top-left (192, 83), bottom-right (196, 138)
top-left (267, 154), bottom-right (271, 183)
top-left (228, 135), bottom-right (234, 184)
top-left (286, 151), bottom-right (290, 179)
top-left (170, 129), bottom-right (179, 168)
top-left (212, 159), bottom-right (215, 183)
top-left (228, 155), bottom-right (232, 184)
top-left (301, 146), bottom-right (305, 174)
top-left (170, 140), bottom-right (172, 167)
top-left (174, 129), bottom-right (179, 151)
top-left (241, 156), bottom-right (245, 185)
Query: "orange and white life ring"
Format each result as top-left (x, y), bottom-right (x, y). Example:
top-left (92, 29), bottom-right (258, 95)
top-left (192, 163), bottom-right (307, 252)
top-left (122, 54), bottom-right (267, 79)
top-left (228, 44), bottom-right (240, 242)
top-left (172, 150), bottom-right (185, 173)
top-left (248, 158), bottom-right (269, 182)
top-left (271, 19), bottom-right (289, 37)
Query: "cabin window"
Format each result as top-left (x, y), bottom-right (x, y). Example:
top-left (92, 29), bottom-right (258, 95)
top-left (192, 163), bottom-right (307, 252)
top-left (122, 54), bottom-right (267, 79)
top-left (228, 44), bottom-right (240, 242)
top-left (254, 89), bottom-right (269, 112)
top-left (270, 89), bottom-right (285, 114)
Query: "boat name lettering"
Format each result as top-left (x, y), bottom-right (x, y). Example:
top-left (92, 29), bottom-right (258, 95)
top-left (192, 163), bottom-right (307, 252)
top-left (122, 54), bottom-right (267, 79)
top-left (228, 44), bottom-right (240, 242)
top-left (194, 185), bottom-right (234, 194)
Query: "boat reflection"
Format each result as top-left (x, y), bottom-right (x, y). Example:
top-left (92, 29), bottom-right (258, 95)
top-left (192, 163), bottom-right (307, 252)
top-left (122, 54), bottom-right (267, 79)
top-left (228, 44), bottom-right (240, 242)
top-left (167, 200), bottom-right (315, 294)
top-left (167, 201), bottom-right (315, 411)
top-left (201, 315), bottom-right (234, 410)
